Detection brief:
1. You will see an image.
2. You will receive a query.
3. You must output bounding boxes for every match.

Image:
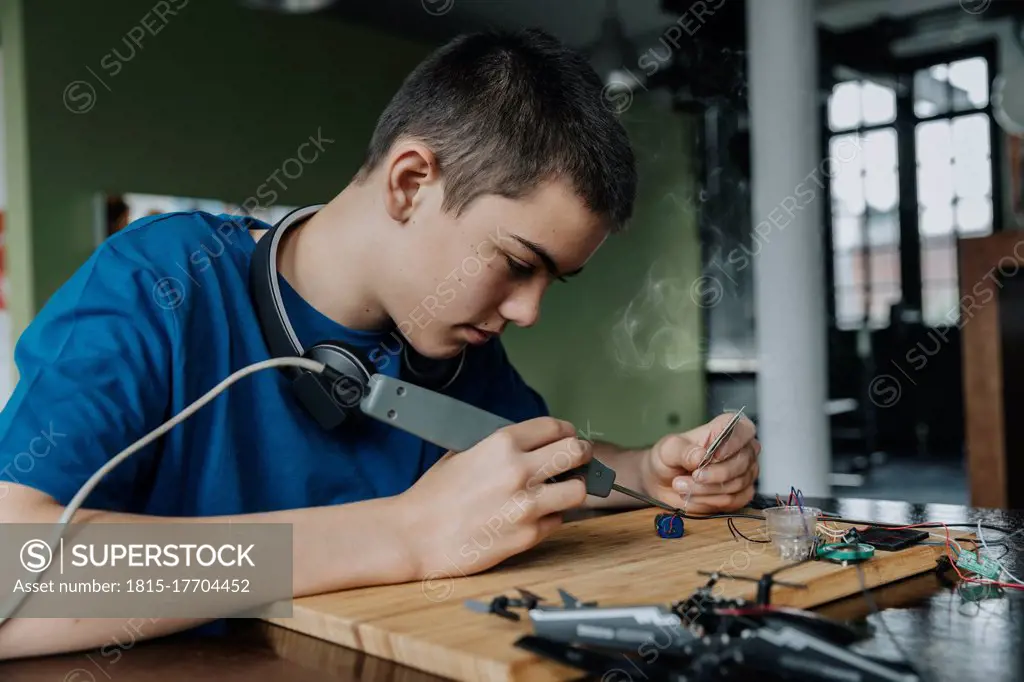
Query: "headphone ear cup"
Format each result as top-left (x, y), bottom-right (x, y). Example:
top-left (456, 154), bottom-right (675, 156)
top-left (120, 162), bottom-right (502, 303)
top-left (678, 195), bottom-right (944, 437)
top-left (292, 342), bottom-right (373, 430)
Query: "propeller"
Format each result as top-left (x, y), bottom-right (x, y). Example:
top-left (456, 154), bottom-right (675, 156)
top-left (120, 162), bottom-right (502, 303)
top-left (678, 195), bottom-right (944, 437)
top-left (464, 588), bottom-right (547, 622)
top-left (557, 588), bottom-right (598, 609)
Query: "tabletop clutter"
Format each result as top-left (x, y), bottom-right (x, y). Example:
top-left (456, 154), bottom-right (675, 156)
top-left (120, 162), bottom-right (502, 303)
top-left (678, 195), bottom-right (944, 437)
top-left (451, 482), bottom-right (1023, 682)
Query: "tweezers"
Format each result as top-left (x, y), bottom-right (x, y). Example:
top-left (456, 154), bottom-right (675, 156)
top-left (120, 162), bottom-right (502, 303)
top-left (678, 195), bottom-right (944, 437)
top-left (691, 406), bottom-right (746, 477)
top-left (608, 407), bottom-right (748, 513)
top-left (677, 407), bottom-right (746, 512)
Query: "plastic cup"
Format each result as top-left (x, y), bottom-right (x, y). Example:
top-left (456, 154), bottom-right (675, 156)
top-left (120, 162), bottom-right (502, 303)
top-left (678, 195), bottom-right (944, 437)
top-left (763, 505), bottom-right (821, 560)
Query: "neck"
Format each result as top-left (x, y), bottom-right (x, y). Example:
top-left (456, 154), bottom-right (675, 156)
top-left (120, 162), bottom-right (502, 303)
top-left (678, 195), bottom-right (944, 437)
top-left (275, 188), bottom-right (391, 332)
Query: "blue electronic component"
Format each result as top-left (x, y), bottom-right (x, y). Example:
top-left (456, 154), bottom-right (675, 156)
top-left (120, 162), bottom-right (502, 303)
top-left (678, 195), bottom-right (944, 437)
top-left (656, 513), bottom-right (685, 538)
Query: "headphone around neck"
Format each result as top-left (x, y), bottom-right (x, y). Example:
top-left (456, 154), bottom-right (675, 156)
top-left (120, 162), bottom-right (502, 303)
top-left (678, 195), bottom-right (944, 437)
top-left (249, 204), bottom-right (466, 430)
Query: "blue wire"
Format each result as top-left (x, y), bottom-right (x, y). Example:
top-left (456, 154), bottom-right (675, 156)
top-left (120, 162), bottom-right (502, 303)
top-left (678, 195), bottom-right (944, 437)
top-left (790, 486), bottom-right (803, 511)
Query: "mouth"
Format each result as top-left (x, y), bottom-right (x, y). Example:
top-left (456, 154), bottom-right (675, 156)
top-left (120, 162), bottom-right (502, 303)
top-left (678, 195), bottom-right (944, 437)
top-left (464, 325), bottom-right (497, 345)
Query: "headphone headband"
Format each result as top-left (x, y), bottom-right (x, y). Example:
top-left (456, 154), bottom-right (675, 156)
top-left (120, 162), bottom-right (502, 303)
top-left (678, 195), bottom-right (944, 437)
top-left (249, 204), bottom-right (324, 379)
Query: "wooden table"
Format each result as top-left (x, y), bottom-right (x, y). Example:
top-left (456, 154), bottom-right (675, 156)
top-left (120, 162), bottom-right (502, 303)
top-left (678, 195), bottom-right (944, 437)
top-left (2, 496), bottom-right (1022, 682)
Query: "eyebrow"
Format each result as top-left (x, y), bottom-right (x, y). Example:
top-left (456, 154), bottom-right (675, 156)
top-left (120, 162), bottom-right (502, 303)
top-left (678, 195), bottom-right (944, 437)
top-left (508, 235), bottom-right (584, 282)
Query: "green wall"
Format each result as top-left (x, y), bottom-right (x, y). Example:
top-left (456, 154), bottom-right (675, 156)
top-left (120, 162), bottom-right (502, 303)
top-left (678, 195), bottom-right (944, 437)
top-left (0, 0), bottom-right (432, 344)
top-left (2, 0), bottom-right (704, 440)
top-left (503, 95), bottom-right (706, 447)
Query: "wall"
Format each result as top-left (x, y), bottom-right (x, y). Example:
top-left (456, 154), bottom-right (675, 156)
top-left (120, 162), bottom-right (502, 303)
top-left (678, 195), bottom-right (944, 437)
top-left (503, 93), bottom-right (707, 448)
top-left (0, 0), bottom-right (432, 348)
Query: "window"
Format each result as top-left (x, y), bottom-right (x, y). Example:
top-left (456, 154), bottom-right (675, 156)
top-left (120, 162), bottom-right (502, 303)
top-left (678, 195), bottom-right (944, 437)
top-left (826, 54), bottom-right (995, 330)
top-left (915, 57), bottom-right (993, 326)
top-left (828, 80), bottom-right (901, 330)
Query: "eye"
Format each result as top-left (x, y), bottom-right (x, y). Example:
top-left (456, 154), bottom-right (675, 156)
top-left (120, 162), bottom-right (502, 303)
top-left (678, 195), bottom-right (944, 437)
top-left (504, 254), bottom-right (536, 279)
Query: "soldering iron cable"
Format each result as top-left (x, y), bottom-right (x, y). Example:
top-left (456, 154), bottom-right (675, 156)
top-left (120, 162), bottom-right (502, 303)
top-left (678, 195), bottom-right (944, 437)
top-left (0, 356), bottom-right (327, 628)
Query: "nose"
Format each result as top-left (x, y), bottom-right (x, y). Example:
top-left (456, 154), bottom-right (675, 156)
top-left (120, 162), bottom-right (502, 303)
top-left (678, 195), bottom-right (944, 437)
top-left (498, 281), bottom-right (545, 328)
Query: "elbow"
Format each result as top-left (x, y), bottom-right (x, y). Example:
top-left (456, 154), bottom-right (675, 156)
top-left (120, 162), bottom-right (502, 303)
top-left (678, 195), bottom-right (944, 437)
top-left (0, 483), bottom-right (63, 524)
top-left (0, 484), bottom-right (64, 661)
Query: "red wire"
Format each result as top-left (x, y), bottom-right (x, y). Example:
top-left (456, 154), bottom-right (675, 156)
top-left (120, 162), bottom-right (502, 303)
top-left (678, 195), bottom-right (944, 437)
top-left (836, 521), bottom-right (1024, 591)
top-left (716, 523), bottom-right (1024, 623)
top-left (715, 607), bottom-right (780, 616)
top-left (889, 522), bottom-right (1024, 591)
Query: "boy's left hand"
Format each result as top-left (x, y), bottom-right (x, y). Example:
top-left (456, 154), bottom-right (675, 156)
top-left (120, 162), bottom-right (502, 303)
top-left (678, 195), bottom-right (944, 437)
top-left (638, 412), bottom-right (761, 514)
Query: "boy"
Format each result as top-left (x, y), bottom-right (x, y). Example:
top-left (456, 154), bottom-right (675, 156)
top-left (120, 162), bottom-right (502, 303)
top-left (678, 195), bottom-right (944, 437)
top-left (0, 28), bottom-right (759, 659)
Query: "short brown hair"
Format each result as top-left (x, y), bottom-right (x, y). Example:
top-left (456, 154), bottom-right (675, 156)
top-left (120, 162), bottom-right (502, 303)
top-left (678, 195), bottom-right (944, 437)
top-left (357, 28), bottom-right (637, 233)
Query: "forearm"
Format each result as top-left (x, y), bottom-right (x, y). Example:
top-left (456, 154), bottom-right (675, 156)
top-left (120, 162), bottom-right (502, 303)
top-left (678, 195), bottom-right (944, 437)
top-left (583, 441), bottom-right (650, 509)
top-left (286, 494), bottom-right (420, 596)
top-left (0, 485), bottom-right (419, 659)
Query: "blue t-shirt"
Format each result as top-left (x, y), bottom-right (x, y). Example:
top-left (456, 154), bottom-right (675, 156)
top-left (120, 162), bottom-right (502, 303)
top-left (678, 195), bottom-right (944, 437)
top-left (0, 211), bottom-right (549, 516)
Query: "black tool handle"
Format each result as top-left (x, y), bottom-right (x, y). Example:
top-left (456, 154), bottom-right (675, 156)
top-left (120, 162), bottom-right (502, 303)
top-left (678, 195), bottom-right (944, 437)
top-left (550, 459), bottom-right (616, 497)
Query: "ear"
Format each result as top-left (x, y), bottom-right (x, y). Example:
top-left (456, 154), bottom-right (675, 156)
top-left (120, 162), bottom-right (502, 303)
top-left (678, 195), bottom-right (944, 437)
top-left (382, 140), bottom-right (441, 222)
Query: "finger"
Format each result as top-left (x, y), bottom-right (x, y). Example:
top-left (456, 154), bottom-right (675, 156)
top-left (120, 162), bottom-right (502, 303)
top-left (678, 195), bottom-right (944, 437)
top-left (708, 416), bottom-right (757, 463)
top-left (663, 444), bottom-right (753, 491)
top-left (523, 435), bottom-right (593, 483)
top-left (653, 422), bottom-right (754, 475)
top-left (652, 434), bottom-right (708, 474)
top-left (673, 471), bottom-right (748, 498)
top-left (691, 447), bottom-right (757, 486)
top-left (687, 413), bottom-right (757, 465)
top-left (499, 417), bottom-right (577, 451)
top-left (683, 485), bottom-right (756, 514)
top-left (530, 512), bottom-right (565, 543)
top-left (673, 458), bottom-right (758, 497)
top-left (528, 478), bottom-right (588, 517)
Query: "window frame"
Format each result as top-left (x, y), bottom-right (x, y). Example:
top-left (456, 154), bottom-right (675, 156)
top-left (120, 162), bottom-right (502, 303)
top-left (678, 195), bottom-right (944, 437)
top-left (821, 39), bottom-right (1002, 331)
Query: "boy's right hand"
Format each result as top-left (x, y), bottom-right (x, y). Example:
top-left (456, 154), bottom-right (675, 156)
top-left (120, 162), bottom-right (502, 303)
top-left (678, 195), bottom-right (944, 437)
top-left (395, 416), bottom-right (592, 584)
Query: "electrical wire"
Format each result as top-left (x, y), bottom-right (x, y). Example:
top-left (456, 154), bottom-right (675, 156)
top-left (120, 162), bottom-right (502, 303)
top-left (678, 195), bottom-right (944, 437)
top-left (928, 522), bottom-right (1024, 592)
top-left (816, 523), bottom-right (849, 540)
top-left (874, 523), bottom-right (1019, 592)
top-left (930, 531), bottom-right (965, 557)
top-left (820, 515), bottom-right (1017, 537)
top-left (728, 516), bottom-right (770, 543)
top-left (0, 356), bottom-right (328, 627)
top-left (994, 527), bottom-right (1024, 546)
top-left (683, 511), bottom-right (766, 521)
top-left (970, 527), bottom-right (1024, 557)
top-left (785, 496), bottom-right (1024, 646)
top-left (976, 520), bottom-right (1024, 587)
top-left (811, 514), bottom-right (1024, 593)
top-left (978, 520), bottom-right (990, 554)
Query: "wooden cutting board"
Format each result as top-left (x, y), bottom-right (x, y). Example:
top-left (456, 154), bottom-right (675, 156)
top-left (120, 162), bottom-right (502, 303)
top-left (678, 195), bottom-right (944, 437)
top-left (262, 507), bottom-right (949, 681)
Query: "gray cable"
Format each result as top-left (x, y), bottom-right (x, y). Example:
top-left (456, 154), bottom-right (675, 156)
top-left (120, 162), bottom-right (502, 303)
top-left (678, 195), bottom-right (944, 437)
top-left (0, 356), bottom-right (327, 626)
